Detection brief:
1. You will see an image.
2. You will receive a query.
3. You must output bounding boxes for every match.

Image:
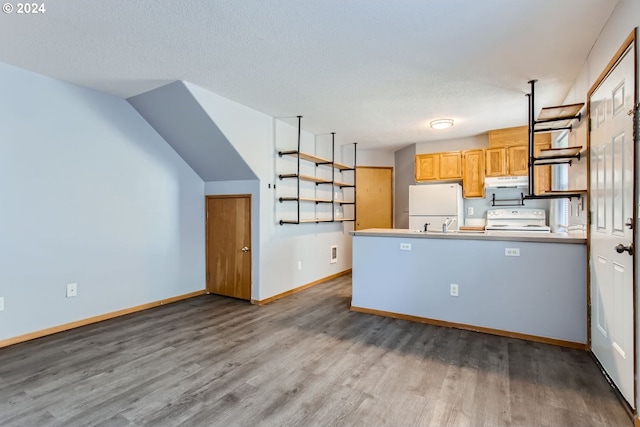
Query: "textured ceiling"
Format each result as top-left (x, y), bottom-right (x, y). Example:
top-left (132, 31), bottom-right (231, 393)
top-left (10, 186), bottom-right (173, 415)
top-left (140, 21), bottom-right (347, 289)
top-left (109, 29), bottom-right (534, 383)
top-left (0, 0), bottom-right (619, 150)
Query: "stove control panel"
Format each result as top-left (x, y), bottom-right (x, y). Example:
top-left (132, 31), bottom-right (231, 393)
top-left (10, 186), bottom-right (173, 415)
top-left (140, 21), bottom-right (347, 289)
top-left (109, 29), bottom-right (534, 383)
top-left (486, 208), bottom-right (546, 220)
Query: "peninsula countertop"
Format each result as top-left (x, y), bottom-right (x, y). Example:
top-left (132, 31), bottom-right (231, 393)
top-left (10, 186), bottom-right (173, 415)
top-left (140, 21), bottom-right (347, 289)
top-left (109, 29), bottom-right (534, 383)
top-left (350, 228), bottom-right (586, 244)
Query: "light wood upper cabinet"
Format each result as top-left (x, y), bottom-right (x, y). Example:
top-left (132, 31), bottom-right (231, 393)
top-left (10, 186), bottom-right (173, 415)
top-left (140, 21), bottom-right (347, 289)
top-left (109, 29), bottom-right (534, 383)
top-left (415, 153), bottom-right (439, 181)
top-left (439, 151), bottom-right (462, 180)
top-left (508, 145), bottom-right (529, 176)
top-left (415, 151), bottom-right (461, 181)
top-left (487, 146), bottom-right (531, 177)
top-left (534, 144), bottom-right (551, 195)
top-left (462, 149), bottom-right (485, 198)
top-left (485, 148), bottom-right (507, 177)
top-left (488, 125), bottom-right (551, 147)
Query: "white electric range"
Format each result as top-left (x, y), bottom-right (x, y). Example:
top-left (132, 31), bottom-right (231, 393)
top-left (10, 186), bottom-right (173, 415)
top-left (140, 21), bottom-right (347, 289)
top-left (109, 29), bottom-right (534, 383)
top-left (485, 208), bottom-right (551, 233)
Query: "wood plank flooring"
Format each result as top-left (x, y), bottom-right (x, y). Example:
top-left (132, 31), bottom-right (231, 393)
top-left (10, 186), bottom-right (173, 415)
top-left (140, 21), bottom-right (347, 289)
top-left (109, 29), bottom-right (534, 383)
top-left (0, 275), bottom-right (632, 426)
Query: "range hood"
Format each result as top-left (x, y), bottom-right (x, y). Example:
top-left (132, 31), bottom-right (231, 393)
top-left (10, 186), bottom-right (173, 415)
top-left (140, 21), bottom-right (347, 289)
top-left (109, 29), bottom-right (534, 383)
top-left (484, 176), bottom-right (529, 188)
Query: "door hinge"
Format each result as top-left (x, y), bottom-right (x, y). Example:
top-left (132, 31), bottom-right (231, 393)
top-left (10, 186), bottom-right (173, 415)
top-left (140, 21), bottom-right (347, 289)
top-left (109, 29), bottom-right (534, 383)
top-left (587, 211), bottom-right (592, 225)
top-left (206, 272), bottom-right (210, 282)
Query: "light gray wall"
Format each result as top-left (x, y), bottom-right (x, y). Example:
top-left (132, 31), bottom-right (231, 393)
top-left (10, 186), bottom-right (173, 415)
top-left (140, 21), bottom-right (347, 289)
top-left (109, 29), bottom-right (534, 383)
top-left (352, 235), bottom-right (587, 343)
top-left (128, 81), bottom-right (257, 181)
top-left (185, 83), bottom-right (353, 300)
top-left (394, 144), bottom-right (416, 228)
top-left (0, 62), bottom-right (205, 341)
top-left (464, 188), bottom-right (550, 226)
top-left (351, 148), bottom-right (395, 167)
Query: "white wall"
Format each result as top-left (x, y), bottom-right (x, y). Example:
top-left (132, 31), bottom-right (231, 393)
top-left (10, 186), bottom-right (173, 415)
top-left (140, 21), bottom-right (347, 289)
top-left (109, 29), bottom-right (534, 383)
top-left (415, 134), bottom-right (488, 154)
top-left (350, 148), bottom-right (395, 167)
top-left (0, 63), bottom-right (205, 341)
top-left (186, 84), bottom-right (353, 300)
top-left (560, 0), bottom-right (640, 411)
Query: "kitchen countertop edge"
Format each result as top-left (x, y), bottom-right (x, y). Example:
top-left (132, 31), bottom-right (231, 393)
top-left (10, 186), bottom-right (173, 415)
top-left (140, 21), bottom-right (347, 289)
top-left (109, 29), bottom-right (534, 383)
top-left (350, 229), bottom-right (586, 244)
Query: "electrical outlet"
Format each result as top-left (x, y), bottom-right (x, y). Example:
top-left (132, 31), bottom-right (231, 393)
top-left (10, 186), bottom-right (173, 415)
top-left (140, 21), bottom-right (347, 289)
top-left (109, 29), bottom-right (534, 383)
top-left (450, 284), bottom-right (459, 297)
top-left (66, 283), bottom-right (78, 298)
top-left (0, 297), bottom-right (4, 311)
top-left (297, 261), bottom-right (302, 270)
top-left (505, 248), bottom-right (520, 257)
top-left (400, 243), bottom-right (412, 251)
top-left (467, 207), bottom-right (474, 215)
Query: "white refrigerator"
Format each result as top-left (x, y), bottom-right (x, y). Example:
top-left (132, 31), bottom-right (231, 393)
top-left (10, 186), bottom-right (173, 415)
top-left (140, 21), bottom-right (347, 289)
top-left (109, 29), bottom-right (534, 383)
top-left (408, 183), bottom-right (463, 231)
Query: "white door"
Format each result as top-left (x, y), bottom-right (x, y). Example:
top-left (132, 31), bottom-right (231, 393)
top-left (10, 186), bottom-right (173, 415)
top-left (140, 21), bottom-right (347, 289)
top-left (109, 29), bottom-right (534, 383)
top-left (589, 44), bottom-right (635, 407)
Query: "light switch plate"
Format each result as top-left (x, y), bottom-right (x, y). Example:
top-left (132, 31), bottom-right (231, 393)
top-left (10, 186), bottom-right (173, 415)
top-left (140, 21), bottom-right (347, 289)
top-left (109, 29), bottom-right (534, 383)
top-left (0, 297), bottom-right (4, 311)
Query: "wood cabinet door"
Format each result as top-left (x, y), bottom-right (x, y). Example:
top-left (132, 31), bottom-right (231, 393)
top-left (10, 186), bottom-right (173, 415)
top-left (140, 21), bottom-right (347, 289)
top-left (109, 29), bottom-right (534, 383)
top-left (488, 125), bottom-right (527, 147)
top-left (439, 151), bottom-right (462, 179)
top-left (415, 154), bottom-right (439, 181)
top-left (534, 144), bottom-right (551, 194)
top-left (485, 148), bottom-right (507, 177)
top-left (508, 146), bottom-right (529, 176)
top-left (462, 149), bottom-right (485, 198)
top-left (488, 126), bottom-right (551, 148)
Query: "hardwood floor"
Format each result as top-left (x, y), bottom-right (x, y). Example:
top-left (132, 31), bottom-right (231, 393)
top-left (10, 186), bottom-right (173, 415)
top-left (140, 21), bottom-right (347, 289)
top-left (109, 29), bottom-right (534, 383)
top-left (0, 275), bottom-right (632, 426)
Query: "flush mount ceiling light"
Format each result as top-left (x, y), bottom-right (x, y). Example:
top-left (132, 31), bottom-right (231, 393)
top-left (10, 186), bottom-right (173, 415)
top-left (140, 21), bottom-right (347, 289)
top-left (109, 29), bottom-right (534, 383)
top-left (429, 119), bottom-right (454, 129)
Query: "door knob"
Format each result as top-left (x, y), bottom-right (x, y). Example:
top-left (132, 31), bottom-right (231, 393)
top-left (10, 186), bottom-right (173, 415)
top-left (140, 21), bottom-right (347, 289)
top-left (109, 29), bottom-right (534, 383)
top-left (241, 246), bottom-right (250, 252)
top-left (625, 218), bottom-right (633, 229)
top-left (615, 243), bottom-right (634, 256)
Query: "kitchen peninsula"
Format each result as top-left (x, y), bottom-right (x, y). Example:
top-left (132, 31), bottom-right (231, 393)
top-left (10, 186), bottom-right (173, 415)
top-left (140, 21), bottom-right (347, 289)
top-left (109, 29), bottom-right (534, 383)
top-left (351, 229), bottom-right (587, 348)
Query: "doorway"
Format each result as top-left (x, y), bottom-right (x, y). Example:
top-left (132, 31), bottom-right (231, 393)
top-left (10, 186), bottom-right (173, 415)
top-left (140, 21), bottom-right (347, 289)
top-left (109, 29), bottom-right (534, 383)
top-left (205, 195), bottom-right (252, 300)
top-left (355, 166), bottom-right (393, 230)
top-left (588, 32), bottom-right (636, 408)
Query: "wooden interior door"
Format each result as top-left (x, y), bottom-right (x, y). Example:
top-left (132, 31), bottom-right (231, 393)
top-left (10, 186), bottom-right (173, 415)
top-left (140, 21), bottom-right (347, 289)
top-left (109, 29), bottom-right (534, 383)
top-left (355, 167), bottom-right (393, 230)
top-left (206, 195), bottom-right (251, 300)
top-left (589, 42), bottom-right (635, 407)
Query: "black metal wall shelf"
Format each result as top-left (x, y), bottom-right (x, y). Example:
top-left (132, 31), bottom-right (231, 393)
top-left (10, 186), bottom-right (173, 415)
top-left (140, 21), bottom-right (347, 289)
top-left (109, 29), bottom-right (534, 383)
top-left (524, 80), bottom-right (585, 201)
top-left (533, 103), bottom-right (584, 133)
top-left (278, 151), bottom-right (355, 171)
top-left (524, 190), bottom-right (587, 200)
top-left (277, 116), bottom-right (357, 225)
top-left (532, 146), bottom-right (582, 166)
top-left (278, 197), bottom-right (355, 205)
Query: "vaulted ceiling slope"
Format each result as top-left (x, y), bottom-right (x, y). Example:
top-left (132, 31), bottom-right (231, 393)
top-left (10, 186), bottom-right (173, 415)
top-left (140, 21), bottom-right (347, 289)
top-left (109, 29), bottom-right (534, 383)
top-left (128, 81), bottom-right (257, 182)
top-left (0, 0), bottom-right (619, 149)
